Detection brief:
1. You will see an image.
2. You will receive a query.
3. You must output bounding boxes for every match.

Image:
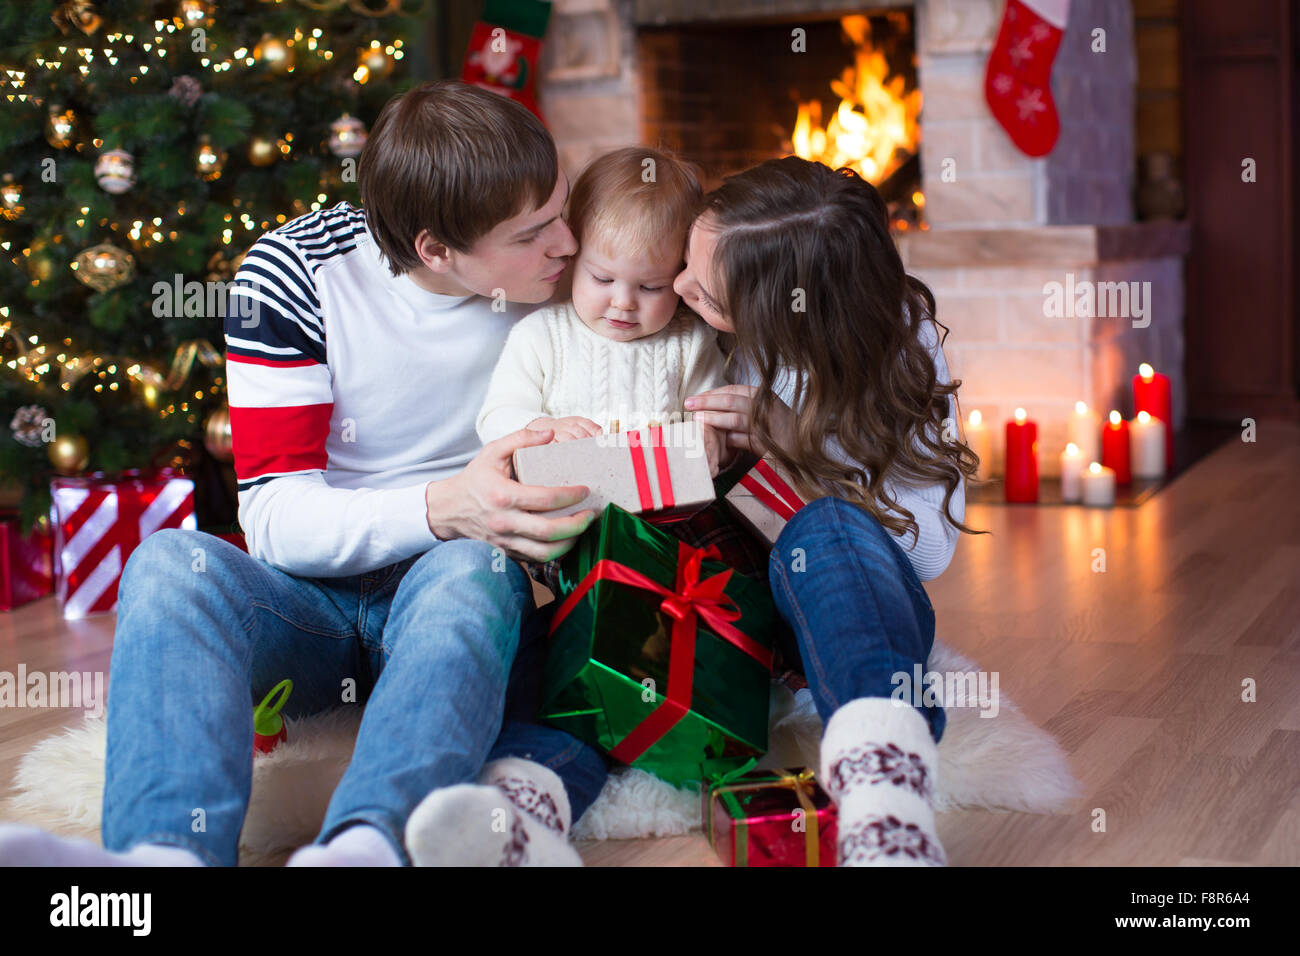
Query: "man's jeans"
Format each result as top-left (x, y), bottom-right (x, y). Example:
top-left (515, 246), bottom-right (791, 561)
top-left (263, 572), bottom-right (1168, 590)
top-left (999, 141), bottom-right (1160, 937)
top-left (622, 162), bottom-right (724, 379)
top-left (100, 530), bottom-right (608, 867)
top-left (768, 497), bottom-right (947, 744)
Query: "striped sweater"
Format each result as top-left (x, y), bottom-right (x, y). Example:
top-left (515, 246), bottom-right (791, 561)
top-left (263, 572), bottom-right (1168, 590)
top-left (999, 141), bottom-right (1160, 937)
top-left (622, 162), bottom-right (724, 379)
top-left (223, 202), bottom-right (531, 577)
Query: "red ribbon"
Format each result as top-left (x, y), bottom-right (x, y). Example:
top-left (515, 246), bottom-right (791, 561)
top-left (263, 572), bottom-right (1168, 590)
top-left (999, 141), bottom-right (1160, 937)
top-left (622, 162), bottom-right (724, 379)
top-left (548, 540), bottom-right (773, 765)
top-left (739, 460), bottom-right (806, 521)
top-left (626, 425), bottom-right (675, 511)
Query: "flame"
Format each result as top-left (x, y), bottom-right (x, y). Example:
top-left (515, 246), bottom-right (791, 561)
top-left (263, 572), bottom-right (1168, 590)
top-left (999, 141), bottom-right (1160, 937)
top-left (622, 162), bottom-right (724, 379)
top-left (790, 15), bottom-right (921, 186)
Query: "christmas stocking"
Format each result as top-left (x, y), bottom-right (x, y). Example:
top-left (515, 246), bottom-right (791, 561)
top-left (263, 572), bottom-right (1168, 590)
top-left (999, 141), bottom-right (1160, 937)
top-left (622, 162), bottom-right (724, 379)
top-left (462, 0), bottom-right (552, 119)
top-left (984, 0), bottom-right (1070, 157)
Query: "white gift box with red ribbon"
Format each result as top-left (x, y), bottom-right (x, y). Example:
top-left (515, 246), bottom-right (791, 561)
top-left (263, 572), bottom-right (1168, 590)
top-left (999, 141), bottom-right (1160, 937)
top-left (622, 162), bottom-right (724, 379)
top-left (724, 458), bottom-right (813, 545)
top-left (49, 469), bottom-right (196, 619)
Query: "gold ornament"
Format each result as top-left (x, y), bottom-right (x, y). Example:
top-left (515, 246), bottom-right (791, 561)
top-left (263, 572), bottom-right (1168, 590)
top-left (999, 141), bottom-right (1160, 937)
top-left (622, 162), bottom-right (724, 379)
top-left (253, 35), bottom-right (295, 73)
top-left (51, 0), bottom-right (102, 36)
top-left (73, 242), bottom-right (135, 292)
top-left (196, 137), bottom-right (226, 181)
top-left (1, 175), bottom-right (23, 220)
top-left (248, 135), bottom-right (278, 167)
top-left (204, 403), bottom-right (233, 462)
top-left (354, 44), bottom-right (394, 84)
top-left (44, 105), bottom-right (76, 149)
top-left (174, 0), bottom-right (215, 29)
top-left (94, 148), bottom-right (135, 194)
top-left (205, 248), bottom-right (246, 283)
top-left (328, 113), bottom-right (367, 158)
top-left (48, 434), bottom-right (90, 475)
top-left (25, 236), bottom-right (56, 281)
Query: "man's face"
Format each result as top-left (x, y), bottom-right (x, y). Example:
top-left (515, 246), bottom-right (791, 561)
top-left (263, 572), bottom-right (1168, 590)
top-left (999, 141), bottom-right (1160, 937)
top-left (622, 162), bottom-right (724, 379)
top-left (418, 171), bottom-right (578, 303)
top-left (673, 216), bottom-right (733, 333)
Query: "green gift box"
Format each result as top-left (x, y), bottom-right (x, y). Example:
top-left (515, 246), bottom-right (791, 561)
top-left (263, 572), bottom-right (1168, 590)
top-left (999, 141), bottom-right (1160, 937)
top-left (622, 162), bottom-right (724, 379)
top-left (539, 504), bottom-right (776, 786)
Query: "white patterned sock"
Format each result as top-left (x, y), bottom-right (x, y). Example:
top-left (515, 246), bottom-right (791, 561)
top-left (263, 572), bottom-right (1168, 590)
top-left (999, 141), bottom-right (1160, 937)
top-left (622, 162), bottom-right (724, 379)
top-left (286, 823), bottom-right (402, 867)
top-left (405, 758), bottom-right (581, 867)
top-left (0, 824), bottom-right (205, 867)
top-left (820, 697), bottom-right (947, 867)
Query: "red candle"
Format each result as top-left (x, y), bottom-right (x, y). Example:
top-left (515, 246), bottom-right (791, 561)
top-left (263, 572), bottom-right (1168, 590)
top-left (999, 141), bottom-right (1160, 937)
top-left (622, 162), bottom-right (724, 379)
top-left (1132, 363), bottom-right (1173, 471)
top-left (1004, 407), bottom-right (1039, 503)
top-left (1101, 410), bottom-right (1131, 484)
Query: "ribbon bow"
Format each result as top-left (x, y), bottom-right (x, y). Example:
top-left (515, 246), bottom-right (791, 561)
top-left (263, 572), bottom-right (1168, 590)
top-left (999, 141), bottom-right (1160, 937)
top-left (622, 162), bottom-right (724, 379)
top-left (708, 768), bottom-right (824, 866)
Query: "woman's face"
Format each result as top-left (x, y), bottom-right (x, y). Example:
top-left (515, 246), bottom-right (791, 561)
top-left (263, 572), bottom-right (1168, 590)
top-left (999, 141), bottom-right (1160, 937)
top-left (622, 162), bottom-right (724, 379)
top-left (673, 216), bottom-right (733, 334)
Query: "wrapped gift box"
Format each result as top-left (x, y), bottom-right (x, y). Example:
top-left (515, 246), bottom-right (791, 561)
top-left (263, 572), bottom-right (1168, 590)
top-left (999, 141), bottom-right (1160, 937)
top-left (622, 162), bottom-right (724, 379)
top-left (703, 767), bottom-right (838, 867)
top-left (513, 421), bottom-right (714, 518)
top-left (723, 458), bottom-right (814, 546)
top-left (0, 511), bottom-right (54, 611)
top-left (539, 503), bottom-right (776, 786)
top-left (50, 469), bottom-right (196, 619)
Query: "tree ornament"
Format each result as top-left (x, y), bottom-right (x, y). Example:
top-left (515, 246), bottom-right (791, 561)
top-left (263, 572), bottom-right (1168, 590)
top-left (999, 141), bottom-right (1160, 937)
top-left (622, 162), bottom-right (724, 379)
top-left (328, 114), bottom-right (367, 158)
top-left (48, 434), bottom-right (90, 475)
top-left (196, 137), bottom-right (226, 181)
top-left (346, 0), bottom-right (403, 15)
top-left (44, 105), bottom-right (77, 149)
top-left (94, 149), bottom-right (135, 194)
top-left (254, 34), bottom-right (295, 73)
top-left (25, 237), bottom-right (57, 282)
top-left (204, 403), bottom-right (233, 462)
top-left (354, 43), bottom-right (394, 84)
top-left (73, 242), bottom-right (135, 292)
top-left (9, 404), bottom-right (49, 448)
top-left (168, 75), bottom-right (203, 108)
top-left (205, 247), bottom-right (246, 282)
top-left (51, 0), bottom-right (102, 36)
top-left (247, 135), bottom-right (278, 167)
top-left (175, 0), bottom-right (215, 29)
top-left (1, 175), bottom-right (23, 220)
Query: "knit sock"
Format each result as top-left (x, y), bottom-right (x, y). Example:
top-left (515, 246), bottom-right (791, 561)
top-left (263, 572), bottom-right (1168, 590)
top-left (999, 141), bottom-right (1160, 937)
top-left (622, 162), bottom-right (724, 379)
top-left (405, 757), bottom-right (581, 867)
top-left (820, 697), bottom-right (947, 867)
top-left (0, 823), bottom-right (205, 867)
top-left (286, 823), bottom-right (402, 867)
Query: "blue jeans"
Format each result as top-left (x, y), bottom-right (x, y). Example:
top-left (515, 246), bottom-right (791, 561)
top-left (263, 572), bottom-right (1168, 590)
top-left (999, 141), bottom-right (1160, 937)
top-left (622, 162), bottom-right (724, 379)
top-left (768, 497), bottom-right (946, 744)
top-left (101, 529), bottom-right (608, 867)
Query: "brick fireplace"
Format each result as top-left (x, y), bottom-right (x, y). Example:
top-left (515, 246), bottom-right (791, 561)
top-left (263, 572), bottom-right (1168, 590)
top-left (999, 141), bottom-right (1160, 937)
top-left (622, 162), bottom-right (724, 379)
top-left (538, 0), bottom-right (1190, 478)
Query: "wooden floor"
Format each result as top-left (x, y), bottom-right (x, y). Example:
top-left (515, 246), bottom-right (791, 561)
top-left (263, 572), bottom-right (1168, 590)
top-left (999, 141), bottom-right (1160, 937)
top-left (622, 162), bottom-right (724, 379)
top-left (3, 423), bottom-right (1298, 866)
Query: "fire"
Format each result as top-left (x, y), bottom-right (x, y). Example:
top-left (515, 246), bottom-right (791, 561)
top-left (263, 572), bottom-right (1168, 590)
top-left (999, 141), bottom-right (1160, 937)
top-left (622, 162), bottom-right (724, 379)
top-left (790, 15), bottom-right (921, 186)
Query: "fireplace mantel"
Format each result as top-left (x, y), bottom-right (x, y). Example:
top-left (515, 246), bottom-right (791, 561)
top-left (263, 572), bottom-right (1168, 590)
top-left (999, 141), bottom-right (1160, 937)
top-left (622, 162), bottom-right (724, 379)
top-left (898, 222), bottom-right (1192, 269)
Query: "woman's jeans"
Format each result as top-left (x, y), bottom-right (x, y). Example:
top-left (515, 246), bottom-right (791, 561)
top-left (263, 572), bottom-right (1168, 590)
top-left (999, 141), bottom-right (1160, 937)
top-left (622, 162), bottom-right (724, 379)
top-left (100, 530), bottom-right (608, 867)
top-left (768, 497), bottom-right (946, 744)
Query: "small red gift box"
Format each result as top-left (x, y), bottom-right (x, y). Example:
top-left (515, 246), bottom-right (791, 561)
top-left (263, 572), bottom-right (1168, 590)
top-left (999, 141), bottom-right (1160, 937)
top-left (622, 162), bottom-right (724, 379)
top-left (723, 459), bottom-right (813, 546)
top-left (703, 768), bottom-right (838, 866)
top-left (0, 511), bottom-right (55, 611)
top-left (50, 469), bottom-right (196, 619)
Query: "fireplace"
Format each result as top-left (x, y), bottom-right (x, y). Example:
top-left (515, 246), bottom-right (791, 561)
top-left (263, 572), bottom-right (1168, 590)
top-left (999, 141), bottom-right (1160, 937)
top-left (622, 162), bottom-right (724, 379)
top-left (538, 0), bottom-right (1191, 478)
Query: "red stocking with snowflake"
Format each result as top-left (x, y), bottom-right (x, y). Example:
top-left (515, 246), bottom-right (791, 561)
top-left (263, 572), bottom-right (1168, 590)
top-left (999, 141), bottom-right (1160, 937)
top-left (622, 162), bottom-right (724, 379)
top-left (462, 0), bottom-right (552, 120)
top-left (984, 0), bottom-right (1069, 157)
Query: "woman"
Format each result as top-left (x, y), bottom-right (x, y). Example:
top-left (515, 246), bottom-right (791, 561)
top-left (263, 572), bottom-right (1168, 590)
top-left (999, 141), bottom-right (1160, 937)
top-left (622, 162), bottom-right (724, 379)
top-left (675, 157), bottom-right (984, 866)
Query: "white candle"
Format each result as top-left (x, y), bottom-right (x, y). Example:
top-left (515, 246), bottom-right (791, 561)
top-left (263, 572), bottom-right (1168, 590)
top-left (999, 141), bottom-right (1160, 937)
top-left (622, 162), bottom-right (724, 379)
top-left (1080, 461), bottom-right (1116, 507)
top-left (1059, 442), bottom-right (1085, 502)
top-left (1067, 400), bottom-right (1102, 466)
top-left (1129, 410), bottom-right (1167, 478)
top-left (966, 409), bottom-right (993, 481)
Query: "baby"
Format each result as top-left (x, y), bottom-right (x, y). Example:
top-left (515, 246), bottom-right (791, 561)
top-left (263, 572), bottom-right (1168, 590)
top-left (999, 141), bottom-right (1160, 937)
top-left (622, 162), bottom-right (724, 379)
top-left (476, 146), bottom-right (728, 469)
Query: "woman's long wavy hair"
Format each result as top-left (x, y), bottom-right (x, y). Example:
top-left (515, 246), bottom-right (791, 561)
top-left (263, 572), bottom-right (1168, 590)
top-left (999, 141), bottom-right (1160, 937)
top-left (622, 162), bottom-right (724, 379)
top-left (700, 156), bottom-right (985, 543)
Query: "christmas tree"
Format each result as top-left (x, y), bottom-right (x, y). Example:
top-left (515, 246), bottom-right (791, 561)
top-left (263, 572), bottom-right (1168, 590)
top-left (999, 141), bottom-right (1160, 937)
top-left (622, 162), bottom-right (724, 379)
top-left (0, 0), bottom-right (430, 533)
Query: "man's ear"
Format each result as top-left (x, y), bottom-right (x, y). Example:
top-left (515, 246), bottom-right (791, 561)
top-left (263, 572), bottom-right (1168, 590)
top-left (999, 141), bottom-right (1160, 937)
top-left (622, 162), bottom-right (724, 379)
top-left (414, 229), bottom-right (454, 274)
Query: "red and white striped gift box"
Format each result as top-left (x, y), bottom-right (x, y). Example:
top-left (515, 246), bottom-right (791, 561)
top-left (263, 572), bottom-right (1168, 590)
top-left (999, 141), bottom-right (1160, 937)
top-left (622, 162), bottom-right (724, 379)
top-left (49, 469), bottom-right (196, 619)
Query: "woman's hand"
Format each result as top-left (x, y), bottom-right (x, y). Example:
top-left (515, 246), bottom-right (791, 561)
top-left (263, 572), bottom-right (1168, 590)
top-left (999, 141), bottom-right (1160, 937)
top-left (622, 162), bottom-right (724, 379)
top-left (526, 416), bottom-right (603, 443)
top-left (686, 385), bottom-right (796, 456)
top-left (697, 421), bottom-right (730, 478)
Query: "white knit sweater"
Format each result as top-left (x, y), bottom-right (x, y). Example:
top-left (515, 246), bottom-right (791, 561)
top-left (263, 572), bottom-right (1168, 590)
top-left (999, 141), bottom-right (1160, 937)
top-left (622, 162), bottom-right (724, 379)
top-left (476, 302), bottom-right (730, 443)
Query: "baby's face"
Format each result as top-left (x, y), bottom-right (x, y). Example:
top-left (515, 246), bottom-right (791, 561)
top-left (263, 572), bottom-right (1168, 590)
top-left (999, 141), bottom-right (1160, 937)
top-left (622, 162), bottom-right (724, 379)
top-left (570, 240), bottom-right (682, 343)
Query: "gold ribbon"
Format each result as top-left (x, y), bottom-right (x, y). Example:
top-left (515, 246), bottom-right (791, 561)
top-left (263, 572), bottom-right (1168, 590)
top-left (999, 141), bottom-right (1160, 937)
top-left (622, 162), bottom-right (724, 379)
top-left (707, 768), bottom-right (821, 867)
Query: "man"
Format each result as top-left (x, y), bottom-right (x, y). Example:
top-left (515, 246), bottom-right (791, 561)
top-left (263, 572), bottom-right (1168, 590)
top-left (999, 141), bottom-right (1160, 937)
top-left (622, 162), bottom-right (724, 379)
top-left (0, 81), bottom-right (608, 868)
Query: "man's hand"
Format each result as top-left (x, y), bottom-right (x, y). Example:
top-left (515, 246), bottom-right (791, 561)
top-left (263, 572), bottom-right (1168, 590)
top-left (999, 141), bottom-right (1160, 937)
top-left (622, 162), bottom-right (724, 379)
top-left (526, 416), bottom-right (603, 443)
top-left (424, 427), bottom-right (596, 563)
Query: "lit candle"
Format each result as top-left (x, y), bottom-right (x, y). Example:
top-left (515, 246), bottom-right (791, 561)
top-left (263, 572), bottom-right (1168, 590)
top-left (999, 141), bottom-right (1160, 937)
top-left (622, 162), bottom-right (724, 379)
top-left (966, 409), bottom-right (993, 481)
top-left (1101, 410), bottom-right (1132, 485)
top-left (1059, 442), bottom-right (1085, 502)
top-left (1004, 407), bottom-right (1039, 503)
top-left (1132, 363), bottom-right (1173, 471)
top-left (1130, 410), bottom-right (1167, 479)
top-left (1067, 400), bottom-right (1101, 466)
top-left (1080, 461), bottom-right (1116, 507)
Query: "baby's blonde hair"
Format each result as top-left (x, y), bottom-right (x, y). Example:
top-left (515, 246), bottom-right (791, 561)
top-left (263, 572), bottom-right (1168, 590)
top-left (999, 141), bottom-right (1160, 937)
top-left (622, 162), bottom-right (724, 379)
top-left (567, 146), bottom-right (704, 263)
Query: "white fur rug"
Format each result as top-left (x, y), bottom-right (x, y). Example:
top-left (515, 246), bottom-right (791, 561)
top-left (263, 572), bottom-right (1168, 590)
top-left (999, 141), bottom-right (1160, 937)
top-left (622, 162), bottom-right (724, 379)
top-left (1, 639), bottom-right (1080, 865)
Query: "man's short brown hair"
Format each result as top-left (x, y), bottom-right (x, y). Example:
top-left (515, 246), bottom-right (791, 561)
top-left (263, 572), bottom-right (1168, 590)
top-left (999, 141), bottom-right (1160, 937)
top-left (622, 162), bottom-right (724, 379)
top-left (358, 80), bottom-right (558, 276)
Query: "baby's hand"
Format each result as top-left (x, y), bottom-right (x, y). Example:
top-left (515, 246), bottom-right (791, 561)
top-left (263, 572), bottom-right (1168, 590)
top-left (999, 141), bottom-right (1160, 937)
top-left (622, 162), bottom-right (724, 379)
top-left (527, 416), bottom-right (603, 443)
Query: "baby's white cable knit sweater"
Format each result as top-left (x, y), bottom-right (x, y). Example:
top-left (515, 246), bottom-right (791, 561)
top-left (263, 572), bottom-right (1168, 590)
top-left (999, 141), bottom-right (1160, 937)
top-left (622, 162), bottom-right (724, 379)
top-left (476, 302), bottom-right (730, 443)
